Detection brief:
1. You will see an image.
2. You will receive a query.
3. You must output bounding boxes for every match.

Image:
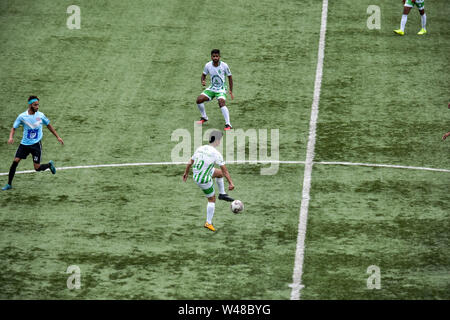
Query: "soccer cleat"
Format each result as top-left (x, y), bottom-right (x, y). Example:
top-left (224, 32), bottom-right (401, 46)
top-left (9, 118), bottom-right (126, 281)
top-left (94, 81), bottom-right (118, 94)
top-left (204, 222), bottom-right (216, 232)
top-left (224, 124), bottom-right (232, 131)
top-left (197, 117), bottom-right (208, 124)
top-left (417, 28), bottom-right (427, 35)
top-left (218, 193), bottom-right (234, 202)
top-left (49, 160), bottom-right (56, 174)
top-left (394, 29), bottom-right (405, 36)
top-left (2, 184), bottom-right (12, 191)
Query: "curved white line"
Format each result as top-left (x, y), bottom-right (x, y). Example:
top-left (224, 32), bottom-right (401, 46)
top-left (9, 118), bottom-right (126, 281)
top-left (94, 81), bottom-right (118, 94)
top-left (1, 160), bottom-right (449, 176)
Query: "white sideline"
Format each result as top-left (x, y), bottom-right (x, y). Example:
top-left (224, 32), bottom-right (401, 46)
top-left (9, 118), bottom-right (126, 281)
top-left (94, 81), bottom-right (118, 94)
top-left (1, 160), bottom-right (449, 176)
top-left (289, 0), bottom-right (329, 301)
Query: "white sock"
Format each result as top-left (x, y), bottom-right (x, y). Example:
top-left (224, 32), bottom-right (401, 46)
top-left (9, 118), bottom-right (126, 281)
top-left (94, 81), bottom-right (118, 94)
top-left (421, 14), bottom-right (426, 30)
top-left (400, 14), bottom-right (408, 31)
top-left (221, 106), bottom-right (231, 126)
top-left (197, 103), bottom-right (207, 119)
top-left (216, 178), bottom-right (225, 194)
top-left (206, 202), bottom-right (215, 224)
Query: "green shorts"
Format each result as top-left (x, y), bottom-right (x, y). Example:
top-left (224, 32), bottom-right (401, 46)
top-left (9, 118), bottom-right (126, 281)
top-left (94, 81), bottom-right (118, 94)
top-left (201, 89), bottom-right (227, 101)
top-left (405, 0), bottom-right (424, 10)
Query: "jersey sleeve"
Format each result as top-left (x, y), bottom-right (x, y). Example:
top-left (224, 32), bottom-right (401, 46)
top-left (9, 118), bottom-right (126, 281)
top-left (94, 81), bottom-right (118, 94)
top-left (41, 113), bottom-right (50, 125)
top-left (224, 63), bottom-right (232, 76)
top-left (203, 63), bottom-right (209, 75)
top-left (13, 115), bottom-right (22, 129)
top-left (215, 152), bottom-right (225, 166)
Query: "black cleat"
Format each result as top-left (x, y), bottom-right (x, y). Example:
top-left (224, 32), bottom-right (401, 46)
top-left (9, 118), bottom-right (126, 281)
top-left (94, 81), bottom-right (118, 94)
top-left (224, 124), bottom-right (232, 131)
top-left (197, 117), bottom-right (208, 124)
top-left (219, 193), bottom-right (234, 202)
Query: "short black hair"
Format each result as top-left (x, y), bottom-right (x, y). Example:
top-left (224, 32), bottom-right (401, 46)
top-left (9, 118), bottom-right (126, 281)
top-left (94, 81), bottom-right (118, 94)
top-left (209, 130), bottom-right (223, 144)
top-left (28, 96), bottom-right (39, 102)
top-left (211, 49), bottom-right (220, 56)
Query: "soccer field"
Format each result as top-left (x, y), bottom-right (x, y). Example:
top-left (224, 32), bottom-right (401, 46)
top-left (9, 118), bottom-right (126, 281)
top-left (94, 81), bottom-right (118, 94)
top-left (0, 0), bottom-right (449, 300)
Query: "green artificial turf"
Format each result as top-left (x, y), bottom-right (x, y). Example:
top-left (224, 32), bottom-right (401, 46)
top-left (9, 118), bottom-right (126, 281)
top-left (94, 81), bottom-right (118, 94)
top-left (0, 0), bottom-right (448, 299)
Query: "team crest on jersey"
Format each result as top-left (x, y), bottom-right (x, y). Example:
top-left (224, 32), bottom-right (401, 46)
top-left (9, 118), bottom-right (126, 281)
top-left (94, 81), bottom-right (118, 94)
top-left (27, 129), bottom-right (39, 139)
top-left (211, 75), bottom-right (223, 88)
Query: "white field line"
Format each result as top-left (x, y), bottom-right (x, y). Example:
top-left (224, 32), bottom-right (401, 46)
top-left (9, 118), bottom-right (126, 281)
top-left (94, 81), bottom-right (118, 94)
top-left (289, 0), bottom-right (329, 301)
top-left (316, 161), bottom-right (450, 173)
top-left (1, 160), bottom-right (449, 176)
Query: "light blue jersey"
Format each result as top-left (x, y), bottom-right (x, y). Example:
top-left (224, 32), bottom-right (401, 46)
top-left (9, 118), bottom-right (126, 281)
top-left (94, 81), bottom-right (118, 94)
top-left (13, 110), bottom-right (50, 145)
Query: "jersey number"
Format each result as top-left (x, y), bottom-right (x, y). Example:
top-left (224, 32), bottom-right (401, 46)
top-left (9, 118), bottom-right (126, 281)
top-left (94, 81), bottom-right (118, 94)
top-left (194, 159), bottom-right (204, 170)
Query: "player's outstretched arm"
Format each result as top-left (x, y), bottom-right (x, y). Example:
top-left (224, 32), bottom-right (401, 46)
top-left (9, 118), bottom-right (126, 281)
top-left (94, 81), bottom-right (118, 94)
top-left (183, 159), bottom-right (194, 182)
top-left (47, 124), bottom-right (64, 145)
top-left (443, 132), bottom-right (450, 141)
top-left (7, 128), bottom-right (15, 144)
top-left (220, 164), bottom-right (234, 190)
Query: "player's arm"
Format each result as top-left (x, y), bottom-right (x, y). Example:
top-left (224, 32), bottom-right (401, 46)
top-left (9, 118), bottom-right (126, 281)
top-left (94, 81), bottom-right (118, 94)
top-left (9, 115), bottom-right (22, 144)
top-left (183, 159), bottom-right (194, 182)
top-left (228, 75), bottom-right (234, 99)
top-left (7, 128), bottom-right (15, 144)
top-left (220, 164), bottom-right (234, 190)
top-left (201, 73), bottom-right (207, 86)
top-left (47, 124), bottom-right (64, 145)
top-left (443, 132), bottom-right (450, 141)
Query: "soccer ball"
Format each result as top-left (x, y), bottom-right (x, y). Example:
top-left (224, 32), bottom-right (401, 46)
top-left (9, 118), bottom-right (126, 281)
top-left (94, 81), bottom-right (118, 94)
top-left (230, 200), bottom-right (244, 214)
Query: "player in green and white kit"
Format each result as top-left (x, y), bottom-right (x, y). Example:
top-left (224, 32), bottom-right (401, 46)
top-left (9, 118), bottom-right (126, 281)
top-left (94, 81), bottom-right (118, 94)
top-left (195, 49), bottom-right (234, 131)
top-left (394, 0), bottom-right (427, 36)
top-left (182, 131), bottom-right (235, 232)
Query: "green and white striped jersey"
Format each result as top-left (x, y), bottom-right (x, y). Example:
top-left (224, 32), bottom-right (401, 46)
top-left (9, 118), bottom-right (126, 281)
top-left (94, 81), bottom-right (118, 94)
top-left (191, 145), bottom-right (225, 184)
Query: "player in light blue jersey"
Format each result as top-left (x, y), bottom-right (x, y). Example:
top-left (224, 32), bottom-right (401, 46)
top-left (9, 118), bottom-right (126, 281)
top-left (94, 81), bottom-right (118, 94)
top-left (2, 96), bottom-right (64, 191)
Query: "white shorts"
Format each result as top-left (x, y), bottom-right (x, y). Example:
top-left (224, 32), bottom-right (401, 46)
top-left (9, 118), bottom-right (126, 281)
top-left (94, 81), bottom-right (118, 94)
top-left (196, 179), bottom-right (215, 198)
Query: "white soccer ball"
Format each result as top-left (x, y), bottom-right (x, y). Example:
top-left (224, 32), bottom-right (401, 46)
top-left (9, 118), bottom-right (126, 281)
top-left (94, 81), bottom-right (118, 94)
top-left (230, 200), bottom-right (244, 214)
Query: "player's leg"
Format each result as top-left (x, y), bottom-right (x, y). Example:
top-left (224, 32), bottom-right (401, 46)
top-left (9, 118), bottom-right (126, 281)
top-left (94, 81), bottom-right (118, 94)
top-left (2, 143), bottom-right (30, 190)
top-left (2, 157), bottom-right (21, 191)
top-left (33, 161), bottom-right (54, 173)
top-left (198, 180), bottom-right (217, 231)
top-left (205, 195), bottom-right (216, 231)
top-left (196, 92), bottom-right (212, 124)
top-left (218, 97), bottom-right (232, 130)
top-left (395, 2), bottom-right (412, 35)
top-left (32, 142), bottom-right (55, 174)
top-left (212, 168), bottom-right (234, 202)
top-left (418, 7), bottom-right (427, 35)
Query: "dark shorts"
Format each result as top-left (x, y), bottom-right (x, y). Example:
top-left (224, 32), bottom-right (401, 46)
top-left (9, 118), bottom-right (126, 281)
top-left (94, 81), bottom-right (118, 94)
top-left (15, 142), bottom-right (42, 163)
